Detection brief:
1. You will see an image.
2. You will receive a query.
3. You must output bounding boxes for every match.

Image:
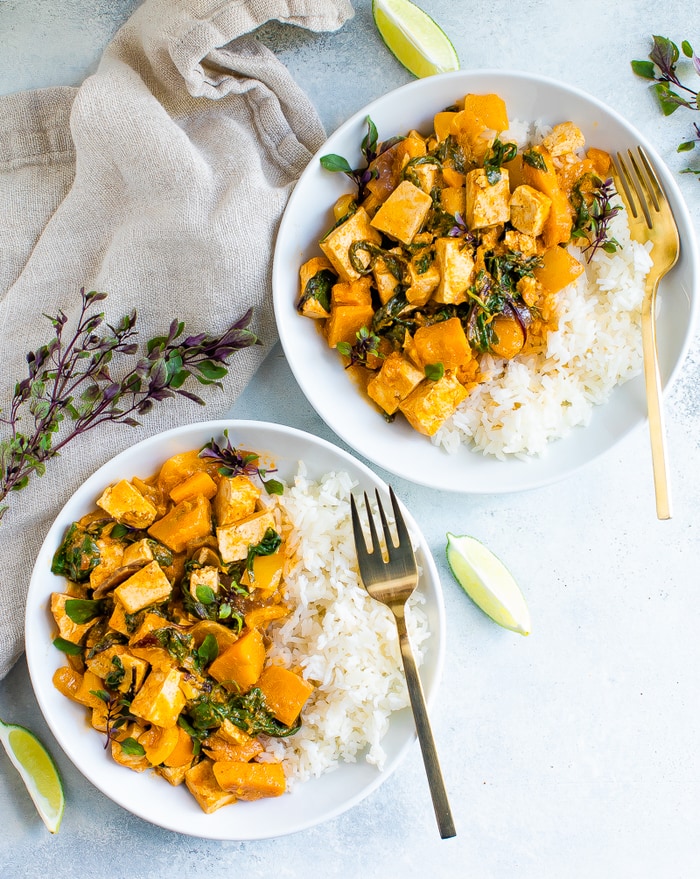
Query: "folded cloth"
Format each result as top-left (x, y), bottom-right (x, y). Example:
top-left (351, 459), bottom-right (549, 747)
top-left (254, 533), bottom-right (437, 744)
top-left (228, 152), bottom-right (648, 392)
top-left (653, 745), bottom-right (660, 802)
top-left (0, 0), bottom-right (354, 679)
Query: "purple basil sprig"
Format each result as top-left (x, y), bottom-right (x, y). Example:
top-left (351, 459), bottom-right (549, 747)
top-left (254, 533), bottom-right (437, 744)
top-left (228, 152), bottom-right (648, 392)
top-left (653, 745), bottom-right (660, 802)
top-left (0, 288), bottom-right (260, 523)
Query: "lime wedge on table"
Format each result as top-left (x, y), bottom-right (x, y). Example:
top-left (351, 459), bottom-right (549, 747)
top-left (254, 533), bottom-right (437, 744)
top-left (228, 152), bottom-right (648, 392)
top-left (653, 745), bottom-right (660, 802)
top-left (446, 533), bottom-right (531, 635)
top-left (0, 717), bottom-right (64, 833)
top-left (372, 0), bottom-right (460, 78)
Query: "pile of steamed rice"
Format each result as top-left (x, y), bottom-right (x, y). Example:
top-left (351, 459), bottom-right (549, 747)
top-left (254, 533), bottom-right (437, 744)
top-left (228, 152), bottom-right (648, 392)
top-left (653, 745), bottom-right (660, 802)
top-left (435, 121), bottom-right (654, 460)
top-left (261, 466), bottom-right (429, 786)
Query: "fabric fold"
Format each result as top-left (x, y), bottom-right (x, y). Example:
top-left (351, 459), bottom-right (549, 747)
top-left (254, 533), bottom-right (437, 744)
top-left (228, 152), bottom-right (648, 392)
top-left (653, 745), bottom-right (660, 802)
top-left (0, 0), bottom-right (354, 678)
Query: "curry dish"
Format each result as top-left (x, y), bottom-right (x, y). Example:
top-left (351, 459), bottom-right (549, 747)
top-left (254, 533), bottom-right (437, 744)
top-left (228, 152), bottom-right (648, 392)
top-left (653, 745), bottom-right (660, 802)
top-left (297, 93), bottom-right (616, 438)
top-left (49, 440), bottom-right (314, 813)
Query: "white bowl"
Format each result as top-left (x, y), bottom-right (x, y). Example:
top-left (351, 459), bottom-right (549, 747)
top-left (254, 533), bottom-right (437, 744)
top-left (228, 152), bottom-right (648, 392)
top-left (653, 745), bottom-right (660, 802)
top-left (272, 69), bottom-right (699, 493)
top-left (25, 420), bottom-right (445, 839)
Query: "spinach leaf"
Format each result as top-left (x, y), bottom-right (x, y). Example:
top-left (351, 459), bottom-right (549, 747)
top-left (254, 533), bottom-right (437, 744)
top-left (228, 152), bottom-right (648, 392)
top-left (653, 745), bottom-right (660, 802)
top-left (51, 523), bottom-right (101, 582)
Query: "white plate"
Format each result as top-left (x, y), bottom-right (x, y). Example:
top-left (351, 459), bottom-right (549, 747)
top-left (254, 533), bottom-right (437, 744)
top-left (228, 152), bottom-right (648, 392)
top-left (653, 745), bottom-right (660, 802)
top-left (25, 420), bottom-right (445, 840)
top-left (272, 69), bottom-right (699, 493)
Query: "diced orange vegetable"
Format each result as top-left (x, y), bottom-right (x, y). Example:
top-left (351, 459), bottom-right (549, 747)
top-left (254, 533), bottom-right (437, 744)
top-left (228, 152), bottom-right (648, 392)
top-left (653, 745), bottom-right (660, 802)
top-left (208, 628), bottom-right (265, 693)
top-left (240, 550), bottom-right (284, 594)
top-left (534, 245), bottom-right (584, 294)
top-left (157, 450), bottom-right (218, 496)
top-left (212, 761), bottom-right (286, 801)
top-left (587, 147), bottom-right (612, 177)
top-left (256, 665), bottom-right (315, 728)
top-left (462, 93), bottom-right (509, 132)
top-left (75, 669), bottom-right (108, 709)
top-left (52, 666), bottom-right (84, 703)
top-left (148, 494), bottom-right (213, 553)
top-left (325, 304), bottom-right (374, 349)
top-left (202, 734), bottom-right (264, 763)
top-left (434, 111), bottom-right (457, 142)
top-left (413, 318), bottom-right (472, 371)
top-left (490, 315), bottom-right (525, 360)
top-left (441, 166), bottom-right (465, 188)
top-left (169, 471), bottom-right (217, 504)
top-left (244, 604), bottom-right (290, 631)
top-left (162, 726), bottom-right (196, 768)
top-left (139, 724), bottom-right (180, 766)
top-left (190, 620), bottom-right (239, 655)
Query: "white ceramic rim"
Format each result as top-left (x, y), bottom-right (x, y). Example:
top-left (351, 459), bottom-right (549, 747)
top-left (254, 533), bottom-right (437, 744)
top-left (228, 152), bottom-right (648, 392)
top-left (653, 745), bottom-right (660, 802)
top-left (272, 69), bottom-right (699, 494)
top-left (25, 419), bottom-right (445, 839)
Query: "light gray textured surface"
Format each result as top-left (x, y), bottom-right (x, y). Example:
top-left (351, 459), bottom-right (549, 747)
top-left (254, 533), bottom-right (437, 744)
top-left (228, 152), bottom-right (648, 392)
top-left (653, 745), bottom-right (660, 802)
top-left (1, 1), bottom-right (700, 876)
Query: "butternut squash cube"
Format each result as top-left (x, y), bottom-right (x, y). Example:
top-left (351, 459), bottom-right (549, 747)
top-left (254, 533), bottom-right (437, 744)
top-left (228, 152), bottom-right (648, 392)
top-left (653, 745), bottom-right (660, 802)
top-left (212, 761), bottom-right (286, 801)
top-left (509, 184), bottom-right (552, 237)
top-left (257, 665), bottom-right (315, 728)
top-left (367, 352), bottom-right (425, 416)
top-left (465, 168), bottom-right (511, 229)
top-left (319, 207), bottom-right (381, 281)
top-left (399, 373), bottom-right (469, 436)
top-left (108, 598), bottom-right (130, 636)
top-left (208, 628), bottom-right (265, 693)
top-left (162, 725), bottom-right (196, 768)
top-left (216, 509), bottom-right (276, 564)
top-left (534, 245), bottom-right (584, 294)
top-left (370, 180), bottom-right (432, 245)
top-left (148, 494), bottom-right (213, 553)
top-left (130, 666), bottom-right (186, 728)
top-left (240, 550), bottom-right (284, 594)
top-left (114, 560), bottom-right (172, 614)
top-left (169, 470), bottom-right (217, 504)
top-left (185, 759), bottom-right (237, 813)
top-left (433, 238), bottom-right (475, 304)
top-left (440, 185), bottom-right (466, 218)
top-left (412, 318), bottom-right (472, 371)
top-left (325, 304), bottom-right (375, 350)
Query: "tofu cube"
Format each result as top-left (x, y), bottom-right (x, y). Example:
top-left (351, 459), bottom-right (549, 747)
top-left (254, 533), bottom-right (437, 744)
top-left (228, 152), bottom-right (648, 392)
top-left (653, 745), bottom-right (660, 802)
top-left (406, 258), bottom-right (440, 306)
top-left (114, 560), bottom-right (172, 614)
top-left (213, 475), bottom-right (260, 528)
top-left (121, 538), bottom-right (155, 566)
top-left (540, 121), bottom-right (585, 157)
top-left (370, 180), bottom-right (433, 245)
top-left (50, 592), bottom-right (96, 644)
top-left (95, 479), bottom-right (158, 528)
top-left (433, 238), bottom-right (475, 304)
top-left (118, 654), bottom-right (149, 694)
top-left (216, 509), bottom-right (277, 564)
top-left (319, 207), bottom-right (382, 281)
top-left (185, 759), bottom-right (237, 814)
top-left (89, 538), bottom-right (125, 591)
top-left (298, 256), bottom-right (334, 319)
top-left (372, 253), bottom-right (401, 304)
top-left (399, 373), bottom-right (469, 436)
top-left (130, 666), bottom-right (186, 729)
top-left (465, 168), bottom-right (511, 229)
top-left (108, 599), bottom-right (130, 636)
top-left (367, 352), bottom-right (425, 415)
top-left (503, 229), bottom-right (540, 256)
top-left (188, 565), bottom-right (220, 600)
top-left (509, 185), bottom-right (552, 237)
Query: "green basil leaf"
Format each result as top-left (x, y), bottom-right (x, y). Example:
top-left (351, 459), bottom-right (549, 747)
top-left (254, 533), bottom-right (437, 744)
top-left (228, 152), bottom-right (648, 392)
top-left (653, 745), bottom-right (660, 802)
top-left (195, 584), bottom-right (216, 605)
top-left (320, 153), bottom-right (353, 174)
top-left (53, 636), bottom-right (84, 655)
top-left (630, 59), bottom-right (656, 79)
top-left (120, 737), bottom-right (146, 756)
top-left (197, 633), bottom-right (219, 667)
top-left (424, 362), bottom-right (445, 381)
top-left (64, 598), bottom-right (104, 624)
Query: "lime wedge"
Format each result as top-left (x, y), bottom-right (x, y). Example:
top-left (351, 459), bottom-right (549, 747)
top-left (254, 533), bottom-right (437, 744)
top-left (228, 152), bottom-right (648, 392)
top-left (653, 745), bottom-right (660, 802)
top-left (0, 717), bottom-right (65, 833)
top-left (446, 533), bottom-right (531, 635)
top-left (372, 0), bottom-right (460, 78)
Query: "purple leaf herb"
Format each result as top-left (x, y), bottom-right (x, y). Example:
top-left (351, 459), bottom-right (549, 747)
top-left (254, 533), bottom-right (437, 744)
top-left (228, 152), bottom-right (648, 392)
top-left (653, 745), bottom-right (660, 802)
top-left (0, 288), bottom-right (261, 523)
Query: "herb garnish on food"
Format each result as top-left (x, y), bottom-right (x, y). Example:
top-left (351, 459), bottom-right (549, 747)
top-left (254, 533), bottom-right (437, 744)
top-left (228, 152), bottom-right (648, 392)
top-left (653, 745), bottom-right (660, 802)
top-left (0, 288), bottom-right (260, 524)
top-left (570, 175), bottom-right (622, 261)
top-left (198, 430), bottom-right (284, 495)
top-left (632, 35), bottom-right (700, 176)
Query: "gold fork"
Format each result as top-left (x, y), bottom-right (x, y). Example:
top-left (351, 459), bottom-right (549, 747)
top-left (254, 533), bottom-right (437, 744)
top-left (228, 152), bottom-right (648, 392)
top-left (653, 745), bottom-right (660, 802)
top-left (350, 487), bottom-right (456, 839)
top-left (612, 146), bottom-right (680, 520)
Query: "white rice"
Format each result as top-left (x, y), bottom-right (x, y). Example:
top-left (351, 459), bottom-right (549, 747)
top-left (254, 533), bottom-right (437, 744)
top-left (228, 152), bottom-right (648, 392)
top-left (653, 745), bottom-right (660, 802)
top-left (260, 465), bottom-right (429, 786)
top-left (434, 129), bottom-right (653, 459)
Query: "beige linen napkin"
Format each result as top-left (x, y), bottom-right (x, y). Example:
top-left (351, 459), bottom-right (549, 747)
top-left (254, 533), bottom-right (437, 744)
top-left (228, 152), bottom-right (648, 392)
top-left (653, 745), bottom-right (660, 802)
top-left (0, 0), bottom-right (354, 679)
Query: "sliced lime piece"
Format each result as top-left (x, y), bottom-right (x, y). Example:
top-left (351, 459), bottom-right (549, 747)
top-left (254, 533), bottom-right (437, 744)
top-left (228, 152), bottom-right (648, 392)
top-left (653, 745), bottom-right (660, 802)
top-left (0, 717), bottom-right (65, 833)
top-left (446, 532), bottom-right (531, 635)
top-left (372, 0), bottom-right (460, 78)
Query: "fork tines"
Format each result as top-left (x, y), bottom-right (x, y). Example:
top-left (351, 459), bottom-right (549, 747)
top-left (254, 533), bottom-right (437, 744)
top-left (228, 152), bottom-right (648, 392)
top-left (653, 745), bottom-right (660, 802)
top-left (613, 146), bottom-right (664, 229)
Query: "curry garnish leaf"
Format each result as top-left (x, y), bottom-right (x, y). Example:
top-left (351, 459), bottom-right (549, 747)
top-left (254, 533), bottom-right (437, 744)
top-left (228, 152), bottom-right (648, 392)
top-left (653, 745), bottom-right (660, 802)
top-left (320, 116), bottom-right (379, 200)
top-left (199, 430), bottom-right (283, 495)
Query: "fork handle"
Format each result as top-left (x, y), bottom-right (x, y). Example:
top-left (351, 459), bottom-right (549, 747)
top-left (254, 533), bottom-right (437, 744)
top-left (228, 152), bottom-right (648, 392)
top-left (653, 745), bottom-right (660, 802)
top-left (396, 614), bottom-right (456, 839)
top-left (642, 282), bottom-right (671, 519)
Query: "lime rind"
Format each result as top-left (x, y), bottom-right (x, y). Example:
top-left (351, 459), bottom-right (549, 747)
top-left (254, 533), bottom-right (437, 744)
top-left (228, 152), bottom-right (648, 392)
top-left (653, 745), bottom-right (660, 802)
top-left (0, 718), bottom-right (65, 833)
top-left (446, 532), bottom-right (531, 635)
top-left (372, 0), bottom-right (460, 78)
